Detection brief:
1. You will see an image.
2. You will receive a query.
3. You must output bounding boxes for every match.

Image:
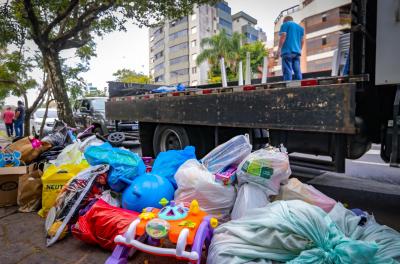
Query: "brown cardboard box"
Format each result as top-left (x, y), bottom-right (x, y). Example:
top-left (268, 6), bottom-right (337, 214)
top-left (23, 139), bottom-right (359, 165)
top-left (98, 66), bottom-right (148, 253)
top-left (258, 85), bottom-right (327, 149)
top-left (0, 166), bottom-right (28, 207)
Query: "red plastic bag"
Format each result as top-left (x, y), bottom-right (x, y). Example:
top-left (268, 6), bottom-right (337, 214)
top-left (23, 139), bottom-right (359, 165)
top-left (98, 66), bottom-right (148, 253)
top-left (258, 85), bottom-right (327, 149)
top-left (71, 199), bottom-right (139, 250)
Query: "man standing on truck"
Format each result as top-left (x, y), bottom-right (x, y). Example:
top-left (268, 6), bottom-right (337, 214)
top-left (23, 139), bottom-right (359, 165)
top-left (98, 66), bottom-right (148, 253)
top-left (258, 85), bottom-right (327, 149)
top-left (277, 16), bottom-right (304, 81)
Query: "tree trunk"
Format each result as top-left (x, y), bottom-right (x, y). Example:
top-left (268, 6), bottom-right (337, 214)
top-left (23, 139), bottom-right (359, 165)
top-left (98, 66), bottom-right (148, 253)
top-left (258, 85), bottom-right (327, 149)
top-left (43, 49), bottom-right (76, 127)
top-left (23, 93), bottom-right (31, 137)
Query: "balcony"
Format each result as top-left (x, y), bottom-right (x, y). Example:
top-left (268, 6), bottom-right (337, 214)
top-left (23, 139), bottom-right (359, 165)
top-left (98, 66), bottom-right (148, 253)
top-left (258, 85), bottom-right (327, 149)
top-left (169, 49), bottom-right (189, 60)
top-left (169, 61), bottom-right (189, 71)
top-left (169, 21), bottom-right (189, 34)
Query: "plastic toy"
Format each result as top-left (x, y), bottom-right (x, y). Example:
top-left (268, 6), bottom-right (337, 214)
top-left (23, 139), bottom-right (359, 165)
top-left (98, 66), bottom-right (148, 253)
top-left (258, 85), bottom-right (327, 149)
top-left (0, 150), bottom-right (21, 167)
top-left (106, 200), bottom-right (218, 264)
top-left (121, 173), bottom-right (175, 212)
top-left (215, 165), bottom-right (237, 185)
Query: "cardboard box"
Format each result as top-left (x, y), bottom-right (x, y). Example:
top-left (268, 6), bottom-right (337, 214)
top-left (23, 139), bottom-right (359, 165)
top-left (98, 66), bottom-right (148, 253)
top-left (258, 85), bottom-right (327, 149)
top-left (0, 166), bottom-right (28, 207)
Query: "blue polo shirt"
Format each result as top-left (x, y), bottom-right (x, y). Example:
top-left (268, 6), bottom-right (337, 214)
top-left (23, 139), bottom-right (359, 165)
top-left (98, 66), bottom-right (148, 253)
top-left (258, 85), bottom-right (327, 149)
top-left (279, 21), bottom-right (304, 55)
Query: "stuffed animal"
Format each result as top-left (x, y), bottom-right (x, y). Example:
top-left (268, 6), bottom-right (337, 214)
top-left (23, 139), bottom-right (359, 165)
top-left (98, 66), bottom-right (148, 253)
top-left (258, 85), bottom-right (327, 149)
top-left (0, 151), bottom-right (21, 167)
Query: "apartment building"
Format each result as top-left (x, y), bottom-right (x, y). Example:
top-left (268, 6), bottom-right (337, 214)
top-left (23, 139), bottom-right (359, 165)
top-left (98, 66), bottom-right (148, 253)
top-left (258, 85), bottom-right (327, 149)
top-left (270, 0), bottom-right (351, 76)
top-left (232, 11), bottom-right (267, 43)
top-left (149, 1), bottom-right (232, 86)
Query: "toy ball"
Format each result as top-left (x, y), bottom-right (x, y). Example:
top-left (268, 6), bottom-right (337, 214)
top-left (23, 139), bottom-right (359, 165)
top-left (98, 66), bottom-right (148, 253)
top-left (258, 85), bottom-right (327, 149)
top-left (122, 173), bottom-right (175, 212)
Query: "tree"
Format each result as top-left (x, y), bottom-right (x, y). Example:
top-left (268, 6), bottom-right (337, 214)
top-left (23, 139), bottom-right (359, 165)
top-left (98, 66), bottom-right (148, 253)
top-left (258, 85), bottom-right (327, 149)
top-left (113, 69), bottom-right (151, 84)
top-left (197, 30), bottom-right (268, 83)
top-left (240, 41), bottom-right (268, 75)
top-left (0, 48), bottom-right (51, 136)
top-left (1, 0), bottom-right (218, 126)
top-left (196, 30), bottom-right (245, 82)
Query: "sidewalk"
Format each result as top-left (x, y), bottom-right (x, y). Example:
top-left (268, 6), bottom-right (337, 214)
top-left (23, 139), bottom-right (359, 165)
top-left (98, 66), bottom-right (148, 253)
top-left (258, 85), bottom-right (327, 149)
top-left (0, 134), bottom-right (186, 264)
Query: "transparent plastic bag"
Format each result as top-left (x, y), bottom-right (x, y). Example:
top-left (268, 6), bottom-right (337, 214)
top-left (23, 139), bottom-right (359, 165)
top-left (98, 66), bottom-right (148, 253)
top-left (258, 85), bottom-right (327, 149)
top-left (174, 159), bottom-right (236, 222)
top-left (276, 178), bottom-right (336, 213)
top-left (51, 141), bottom-right (83, 167)
top-left (237, 147), bottom-right (291, 196)
top-left (201, 135), bottom-right (252, 174)
top-left (231, 183), bottom-right (270, 220)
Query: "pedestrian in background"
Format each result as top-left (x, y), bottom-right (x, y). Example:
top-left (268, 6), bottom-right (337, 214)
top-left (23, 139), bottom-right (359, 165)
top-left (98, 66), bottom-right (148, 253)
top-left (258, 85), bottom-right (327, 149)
top-left (14, 100), bottom-right (25, 137)
top-left (277, 16), bottom-right (305, 81)
top-left (3, 107), bottom-right (15, 137)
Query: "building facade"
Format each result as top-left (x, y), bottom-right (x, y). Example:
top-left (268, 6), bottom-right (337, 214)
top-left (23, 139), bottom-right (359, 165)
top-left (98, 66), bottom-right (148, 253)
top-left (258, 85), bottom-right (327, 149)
top-left (149, 1), bottom-right (232, 86)
top-left (232, 11), bottom-right (267, 43)
top-left (270, 0), bottom-right (351, 76)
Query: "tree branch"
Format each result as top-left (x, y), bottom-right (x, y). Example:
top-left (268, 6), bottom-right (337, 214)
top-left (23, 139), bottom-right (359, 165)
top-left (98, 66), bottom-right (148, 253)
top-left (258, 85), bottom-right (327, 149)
top-left (53, 1), bottom-right (115, 50)
top-left (28, 78), bottom-right (49, 112)
top-left (23, 0), bottom-right (43, 45)
top-left (43, 0), bottom-right (79, 37)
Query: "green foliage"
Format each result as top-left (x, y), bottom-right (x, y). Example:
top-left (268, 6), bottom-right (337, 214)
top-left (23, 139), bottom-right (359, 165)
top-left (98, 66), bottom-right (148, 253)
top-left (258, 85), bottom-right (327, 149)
top-left (0, 49), bottom-right (37, 100)
top-left (197, 30), bottom-right (268, 82)
top-left (113, 69), bottom-right (151, 84)
top-left (240, 41), bottom-right (268, 74)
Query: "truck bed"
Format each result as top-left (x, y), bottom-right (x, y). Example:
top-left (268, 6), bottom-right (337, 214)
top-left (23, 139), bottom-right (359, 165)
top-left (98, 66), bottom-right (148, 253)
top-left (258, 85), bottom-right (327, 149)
top-left (106, 82), bottom-right (356, 134)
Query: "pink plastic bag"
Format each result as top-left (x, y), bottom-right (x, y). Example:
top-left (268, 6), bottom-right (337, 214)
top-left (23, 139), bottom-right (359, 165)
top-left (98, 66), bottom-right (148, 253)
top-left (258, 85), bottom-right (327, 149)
top-left (276, 178), bottom-right (336, 212)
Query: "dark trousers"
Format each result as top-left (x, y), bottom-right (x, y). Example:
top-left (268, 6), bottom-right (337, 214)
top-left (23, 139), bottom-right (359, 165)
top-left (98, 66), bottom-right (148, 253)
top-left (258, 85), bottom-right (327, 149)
top-left (5, 123), bottom-right (13, 137)
top-left (14, 120), bottom-right (23, 137)
top-left (282, 53), bottom-right (302, 81)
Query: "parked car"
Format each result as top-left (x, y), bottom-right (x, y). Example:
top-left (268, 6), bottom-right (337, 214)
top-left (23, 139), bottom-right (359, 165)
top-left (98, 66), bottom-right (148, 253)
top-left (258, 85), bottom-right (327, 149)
top-left (31, 108), bottom-right (58, 135)
top-left (73, 97), bottom-right (138, 135)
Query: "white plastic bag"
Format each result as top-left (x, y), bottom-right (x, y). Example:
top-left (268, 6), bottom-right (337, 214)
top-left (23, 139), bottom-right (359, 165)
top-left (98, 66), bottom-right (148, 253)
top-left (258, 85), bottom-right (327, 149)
top-left (231, 183), bottom-right (269, 220)
top-left (100, 190), bottom-right (121, 207)
top-left (201, 135), bottom-right (252, 174)
top-left (237, 147), bottom-right (291, 196)
top-left (276, 178), bottom-right (336, 212)
top-left (51, 141), bottom-right (83, 166)
top-left (174, 159), bottom-right (236, 222)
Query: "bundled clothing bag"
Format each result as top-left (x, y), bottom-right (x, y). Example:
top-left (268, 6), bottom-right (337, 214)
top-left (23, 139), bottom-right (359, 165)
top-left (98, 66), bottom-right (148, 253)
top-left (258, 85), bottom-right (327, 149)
top-left (208, 200), bottom-right (400, 264)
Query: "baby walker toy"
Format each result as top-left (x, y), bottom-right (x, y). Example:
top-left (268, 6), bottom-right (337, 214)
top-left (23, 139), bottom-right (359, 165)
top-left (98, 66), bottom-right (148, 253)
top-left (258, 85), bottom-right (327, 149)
top-left (106, 199), bottom-right (218, 264)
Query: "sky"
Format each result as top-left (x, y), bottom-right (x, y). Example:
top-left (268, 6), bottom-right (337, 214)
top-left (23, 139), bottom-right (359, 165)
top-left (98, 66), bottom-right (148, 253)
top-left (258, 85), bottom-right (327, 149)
top-left (5, 0), bottom-right (299, 105)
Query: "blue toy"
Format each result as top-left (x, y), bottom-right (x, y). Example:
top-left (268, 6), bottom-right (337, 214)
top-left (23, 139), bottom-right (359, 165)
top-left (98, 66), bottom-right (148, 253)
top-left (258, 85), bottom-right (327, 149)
top-left (0, 151), bottom-right (21, 167)
top-left (121, 173), bottom-right (175, 212)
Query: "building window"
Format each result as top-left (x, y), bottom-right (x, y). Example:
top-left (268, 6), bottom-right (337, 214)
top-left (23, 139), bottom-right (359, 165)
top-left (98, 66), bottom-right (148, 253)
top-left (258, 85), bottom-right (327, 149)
top-left (150, 57), bottom-right (155, 63)
top-left (153, 27), bottom-right (163, 38)
top-left (169, 29), bottom-right (188, 40)
top-left (215, 2), bottom-right (231, 14)
top-left (191, 67), bottom-right (197, 74)
top-left (191, 27), bottom-right (197, 34)
top-left (322, 13), bottom-right (327, 22)
top-left (170, 55), bottom-right (188, 65)
top-left (169, 16), bottom-right (187, 27)
top-left (170, 68), bottom-right (189, 77)
top-left (155, 75), bottom-right (164, 82)
top-left (192, 53), bottom-right (197, 61)
top-left (219, 18), bottom-right (232, 28)
top-left (154, 62), bottom-right (164, 72)
top-left (154, 51), bottom-right (163, 60)
top-left (192, 13), bottom-right (197, 20)
top-left (191, 40), bottom-right (196, 47)
top-left (321, 36), bottom-right (327, 46)
top-left (153, 39), bottom-right (164, 50)
top-left (169, 42), bottom-right (189, 53)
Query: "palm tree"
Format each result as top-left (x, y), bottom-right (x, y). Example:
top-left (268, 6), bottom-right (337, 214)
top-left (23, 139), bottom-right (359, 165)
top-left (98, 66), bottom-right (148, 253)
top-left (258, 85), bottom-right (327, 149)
top-left (196, 29), bottom-right (232, 68)
top-left (196, 29), bottom-right (244, 80)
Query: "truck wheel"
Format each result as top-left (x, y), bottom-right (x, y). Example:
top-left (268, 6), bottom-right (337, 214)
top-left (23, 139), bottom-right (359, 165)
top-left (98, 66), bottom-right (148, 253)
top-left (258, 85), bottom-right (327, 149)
top-left (153, 125), bottom-right (190, 155)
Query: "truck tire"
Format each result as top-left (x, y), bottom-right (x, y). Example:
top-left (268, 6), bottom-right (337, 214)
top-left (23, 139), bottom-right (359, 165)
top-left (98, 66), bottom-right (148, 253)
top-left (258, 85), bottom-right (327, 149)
top-left (153, 125), bottom-right (190, 155)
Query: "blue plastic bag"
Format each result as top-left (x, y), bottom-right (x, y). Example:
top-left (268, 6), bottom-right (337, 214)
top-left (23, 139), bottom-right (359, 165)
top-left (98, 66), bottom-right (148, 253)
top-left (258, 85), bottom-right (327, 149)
top-left (84, 142), bottom-right (145, 192)
top-left (151, 146), bottom-right (196, 188)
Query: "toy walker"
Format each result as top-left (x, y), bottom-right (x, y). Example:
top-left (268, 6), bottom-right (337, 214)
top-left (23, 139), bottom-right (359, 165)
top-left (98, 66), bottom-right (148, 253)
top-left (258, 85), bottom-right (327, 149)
top-left (106, 199), bottom-right (218, 264)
